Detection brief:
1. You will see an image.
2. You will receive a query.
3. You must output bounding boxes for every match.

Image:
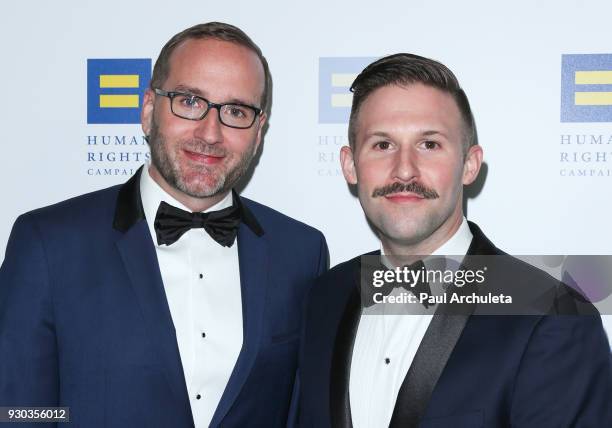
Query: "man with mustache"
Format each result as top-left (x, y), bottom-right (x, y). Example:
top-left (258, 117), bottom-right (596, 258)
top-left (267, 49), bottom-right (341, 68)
top-left (298, 54), bottom-right (612, 427)
top-left (0, 22), bottom-right (327, 427)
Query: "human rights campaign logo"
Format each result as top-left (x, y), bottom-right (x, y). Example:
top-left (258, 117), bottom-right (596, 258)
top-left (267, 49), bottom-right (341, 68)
top-left (87, 59), bottom-right (151, 124)
top-left (319, 57), bottom-right (376, 124)
top-left (561, 54), bottom-right (612, 122)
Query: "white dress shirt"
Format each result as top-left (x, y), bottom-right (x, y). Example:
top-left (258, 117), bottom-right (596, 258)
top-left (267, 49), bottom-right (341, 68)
top-left (349, 218), bottom-right (473, 428)
top-left (140, 165), bottom-right (243, 428)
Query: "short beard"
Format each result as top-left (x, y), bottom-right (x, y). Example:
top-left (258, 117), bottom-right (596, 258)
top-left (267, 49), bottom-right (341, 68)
top-left (148, 118), bottom-right (256, 198)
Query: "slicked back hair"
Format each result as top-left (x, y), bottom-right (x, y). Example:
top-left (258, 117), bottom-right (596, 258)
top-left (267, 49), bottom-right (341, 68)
top-left (348, 53), bottom-right (477, 153)
top-left (150, 22), bottom-right (271, 113)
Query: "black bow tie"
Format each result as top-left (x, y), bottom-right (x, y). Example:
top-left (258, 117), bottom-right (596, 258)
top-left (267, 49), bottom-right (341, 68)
top-left (154, 201), bottom-right (242, 247)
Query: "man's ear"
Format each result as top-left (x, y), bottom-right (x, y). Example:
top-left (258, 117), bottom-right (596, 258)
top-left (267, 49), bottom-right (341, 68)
top-left (141, 88), bottom-right (155, 138)
top-left (340, 145), bottom-right (358, 185)
top-left (254, 111), bottom-right (267, 153)
top-left (462, 144), bottom-right (483, 185)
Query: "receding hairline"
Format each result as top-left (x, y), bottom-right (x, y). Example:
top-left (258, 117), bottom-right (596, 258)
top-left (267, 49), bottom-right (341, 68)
top-left (149, 22), bottom-right (272, 112)
top-left (161, 37), bottom-right (267, 108)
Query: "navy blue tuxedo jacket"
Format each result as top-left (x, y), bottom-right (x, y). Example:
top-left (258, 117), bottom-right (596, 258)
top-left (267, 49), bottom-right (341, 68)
top-left (298, 222), bottom-right (612, 427)
top-left (0, 169), bottom-right (328, 427)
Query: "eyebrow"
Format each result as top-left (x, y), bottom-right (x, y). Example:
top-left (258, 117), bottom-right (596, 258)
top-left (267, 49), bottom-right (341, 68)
top-left (366, 130), bottom-right (449, 139)
top-left (174, 84), bottom-right (204, 96)
top-left (368, 131), bottom-right (392, 139)
top-left (422, 130), bottom-right (449, 139)
top-left (172, 84), bottom-right (256, 107)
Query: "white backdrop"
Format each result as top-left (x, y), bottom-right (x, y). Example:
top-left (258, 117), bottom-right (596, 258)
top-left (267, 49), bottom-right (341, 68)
top-left (2, 0), bottom-right (612, 333)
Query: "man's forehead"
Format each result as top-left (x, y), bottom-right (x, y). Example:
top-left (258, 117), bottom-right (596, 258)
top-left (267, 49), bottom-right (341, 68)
top-left (172, 38), bottom-right (245, 56)
top-left (168, 38), bottom-right (264, 79)
top-left (355, 84), bottom-right (461, 133)
top-left (362, 84), bottom-right (458, 114)
top-left (163, 38), bottom-right (265, 105)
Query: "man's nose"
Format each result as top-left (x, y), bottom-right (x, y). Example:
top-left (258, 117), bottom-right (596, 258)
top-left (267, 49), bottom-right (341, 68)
top-left (391, 145), bottom-right (419, 182)
top-left (193, 107), bottom-right (224, 144)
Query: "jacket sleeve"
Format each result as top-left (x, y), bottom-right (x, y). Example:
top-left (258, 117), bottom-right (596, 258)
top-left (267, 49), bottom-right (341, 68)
top-left (511, 314), bottom-right (612, 427)
top-left (287, 230), bottom-right (329, 427)
top-left (0, 214), bottom-right (59, 415)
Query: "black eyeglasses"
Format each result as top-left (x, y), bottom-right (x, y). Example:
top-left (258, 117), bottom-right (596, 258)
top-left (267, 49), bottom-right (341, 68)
top-left (154, 88), bottom-right (262, 129)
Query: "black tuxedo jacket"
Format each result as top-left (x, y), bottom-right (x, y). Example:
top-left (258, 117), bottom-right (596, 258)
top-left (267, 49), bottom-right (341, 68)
top-left (298, 222), bottom-right (612, 427)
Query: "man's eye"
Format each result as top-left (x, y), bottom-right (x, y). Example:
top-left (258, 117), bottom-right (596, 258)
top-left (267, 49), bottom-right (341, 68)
top-left (375, 141), bottom-right (391, 150)
top-left (178, 95), bottom-right (201, 108)
top-left (227, 106), bottom-right (247, 118)
top-left (422, 140), bottom-right (439, 150)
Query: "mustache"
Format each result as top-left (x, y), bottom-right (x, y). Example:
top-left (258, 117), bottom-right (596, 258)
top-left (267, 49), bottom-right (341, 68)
top-left (181, 140), bottom-right (227, 157)
top-left (371, 181), bottom-right (439, 199)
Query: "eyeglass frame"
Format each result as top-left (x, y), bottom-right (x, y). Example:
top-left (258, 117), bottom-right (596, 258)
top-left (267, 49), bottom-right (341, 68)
top-left (153, 88), bottom-right (263, 129)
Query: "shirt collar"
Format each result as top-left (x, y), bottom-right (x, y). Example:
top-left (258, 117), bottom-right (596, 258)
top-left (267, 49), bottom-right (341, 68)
top-left (431, 217), bottom-right (473, 257)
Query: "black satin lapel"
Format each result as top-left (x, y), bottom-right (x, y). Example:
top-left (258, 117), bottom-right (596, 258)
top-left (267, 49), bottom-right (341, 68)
top-left (389, 310), bottom-right (472, 427)
top-left (389, 255), bottom-right (478, 428)
top-left (113, 166), bottom-right (145, 232)
top-left (330, 273), bottom-right (361, 428)
top-left (466, 221), bottom-right (500, 256)
top-left (387, 223), bottom-right (496, 427)
top-left (233, 192), bottom-right (264, 237)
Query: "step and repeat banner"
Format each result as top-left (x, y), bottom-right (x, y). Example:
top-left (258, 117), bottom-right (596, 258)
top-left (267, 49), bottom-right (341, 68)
top-left (2, 1), bottom-right (612, 334)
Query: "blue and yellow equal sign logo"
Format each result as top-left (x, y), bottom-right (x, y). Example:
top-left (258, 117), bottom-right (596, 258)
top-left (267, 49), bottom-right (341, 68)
top-left (87, 58), bottom-right (151, 124)
top-left (319, 57), bottom-right (377, 124)
top-left (561, 54), bottom-right (612, 122)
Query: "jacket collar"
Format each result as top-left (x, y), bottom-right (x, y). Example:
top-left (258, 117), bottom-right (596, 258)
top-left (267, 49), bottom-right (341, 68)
top-left (466, 221), bottom-right (501, 256)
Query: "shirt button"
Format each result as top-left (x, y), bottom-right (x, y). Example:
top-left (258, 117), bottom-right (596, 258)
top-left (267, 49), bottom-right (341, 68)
top-left (196, 394), bottom-right (201, 400)
top-left (385, 357), bottom-right (391, 365)
top-left (201, 332), bottom-right (206, 338)
top-left (199, 273), bottom-right (203, 279)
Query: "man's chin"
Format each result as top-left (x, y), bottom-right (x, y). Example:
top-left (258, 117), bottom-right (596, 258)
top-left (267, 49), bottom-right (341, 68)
top-left (376, 221), bottom-right (435, 247)
top-left (180, 184), bottom-right (226, 199)
top-left (382, 232), bottom-right (429, 249)
top-left (173, 176), bottom-right (226, 198)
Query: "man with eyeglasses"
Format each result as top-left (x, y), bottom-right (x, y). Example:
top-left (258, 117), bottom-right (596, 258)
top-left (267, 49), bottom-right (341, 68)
top-left (0, 22), bottom-right (327, 428)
